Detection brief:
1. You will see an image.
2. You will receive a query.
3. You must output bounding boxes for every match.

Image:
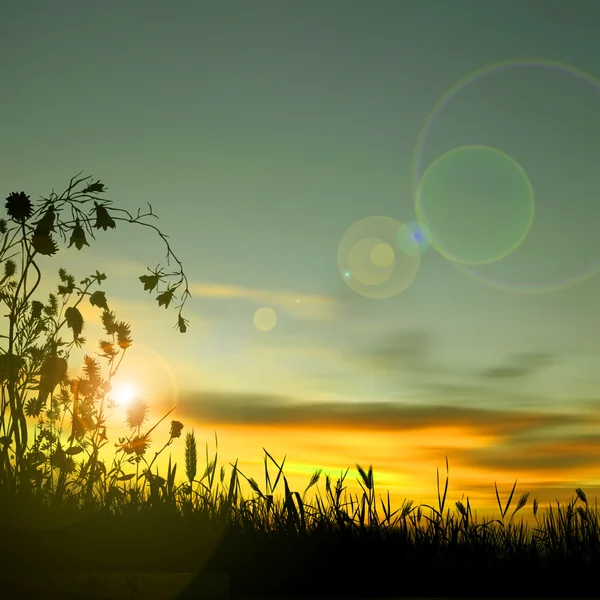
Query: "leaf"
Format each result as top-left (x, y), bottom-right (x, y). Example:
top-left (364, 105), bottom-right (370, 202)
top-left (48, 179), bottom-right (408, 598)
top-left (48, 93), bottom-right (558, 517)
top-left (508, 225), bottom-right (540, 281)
top-left (38, 356), bottom-right (68, 402)
top-left (116, 473), bottom-right (135, 481)
top-left (89, 290), bottom-right (108, 311)
top-left (65, 446), bottom-right (84, 455)
top-left (156, 289), bottom-right (175, 309)
top-left (139, 274), bottom-right (160, 292)
top-left (65, 306), bottom-right (84, 338)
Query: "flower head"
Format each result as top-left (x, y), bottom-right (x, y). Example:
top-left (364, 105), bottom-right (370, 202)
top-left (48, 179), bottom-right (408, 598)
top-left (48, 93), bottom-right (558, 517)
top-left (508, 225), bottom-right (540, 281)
top-left (93, 201), bottom-right (116, 231)
top-left (125, 397), bottom-right (149, 429)
top-left (69, 218), bottom-right (89, 250)
top-left (170, 420), bottom-right (184, 439)
top-left (5, 192), bottom-right (33, 222)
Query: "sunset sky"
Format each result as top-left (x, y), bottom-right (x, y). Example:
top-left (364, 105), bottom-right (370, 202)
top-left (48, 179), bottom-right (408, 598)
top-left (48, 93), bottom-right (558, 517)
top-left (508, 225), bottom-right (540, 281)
top-left (3, 0), bottom-right (600, 524)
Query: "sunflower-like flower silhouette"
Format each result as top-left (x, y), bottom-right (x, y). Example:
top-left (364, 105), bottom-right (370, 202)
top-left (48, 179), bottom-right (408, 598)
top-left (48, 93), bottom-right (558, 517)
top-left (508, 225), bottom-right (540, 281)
top-left (125, 397), bottom-right (149, 429)
top-left (5, 192), bottom-right (33, 222)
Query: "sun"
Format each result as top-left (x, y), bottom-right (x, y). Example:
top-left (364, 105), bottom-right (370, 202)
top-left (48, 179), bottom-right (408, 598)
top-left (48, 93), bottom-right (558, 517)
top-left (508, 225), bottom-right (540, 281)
top-left (110, 381), bottom-right (139, 407)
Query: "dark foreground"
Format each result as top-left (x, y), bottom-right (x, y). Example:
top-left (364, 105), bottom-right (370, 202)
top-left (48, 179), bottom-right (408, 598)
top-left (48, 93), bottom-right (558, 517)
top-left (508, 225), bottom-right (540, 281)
top-left (3, 522), bottom-right (600, 599)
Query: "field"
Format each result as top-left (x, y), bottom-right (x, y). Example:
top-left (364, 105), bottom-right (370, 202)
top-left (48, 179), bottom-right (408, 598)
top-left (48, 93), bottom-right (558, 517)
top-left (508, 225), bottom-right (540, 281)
top-left (2, 438), bottom-right (600, 599)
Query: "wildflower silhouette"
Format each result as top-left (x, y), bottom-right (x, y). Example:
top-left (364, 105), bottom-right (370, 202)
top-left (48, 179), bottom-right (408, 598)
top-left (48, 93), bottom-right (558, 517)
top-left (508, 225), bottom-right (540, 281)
top-left (5, 191), bottom-right (33, 222)
top-left (0, 172), bottom-right (190, 498)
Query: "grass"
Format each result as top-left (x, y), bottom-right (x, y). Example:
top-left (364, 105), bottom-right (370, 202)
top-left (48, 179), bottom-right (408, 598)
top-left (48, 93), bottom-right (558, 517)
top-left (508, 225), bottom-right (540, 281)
top-left (2, 431), bottom-right (600, 599)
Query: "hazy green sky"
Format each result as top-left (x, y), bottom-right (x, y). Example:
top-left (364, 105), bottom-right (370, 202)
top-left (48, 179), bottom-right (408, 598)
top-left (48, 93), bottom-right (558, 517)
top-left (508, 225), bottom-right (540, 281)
top-left (3, 0), bottom-right (600, 511)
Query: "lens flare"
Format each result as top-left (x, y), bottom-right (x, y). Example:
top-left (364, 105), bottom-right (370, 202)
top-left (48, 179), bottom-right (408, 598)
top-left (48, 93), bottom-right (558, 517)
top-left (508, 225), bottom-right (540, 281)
top-left (411, 57), bottom-right (600, 292)
top-left (415, 145), bottom-right (534, 265)
top-left (254, 307), bottom-right (277, 331)
top-left (397, 220), bottom-right (432, 256)
top-left (338, 216), bottom-right (421, 299)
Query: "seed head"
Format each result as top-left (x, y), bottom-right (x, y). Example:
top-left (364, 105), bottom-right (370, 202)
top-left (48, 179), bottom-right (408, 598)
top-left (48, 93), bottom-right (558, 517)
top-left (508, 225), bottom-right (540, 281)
top-left (125, 397), bottom-right (149, 429)
top-left (185, 430), bottom-right (197, 484)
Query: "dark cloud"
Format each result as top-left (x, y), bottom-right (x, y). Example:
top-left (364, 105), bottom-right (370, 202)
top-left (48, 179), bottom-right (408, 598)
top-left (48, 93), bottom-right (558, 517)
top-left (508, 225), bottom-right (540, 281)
top-left (348, 332), bottom-right (560, 409)
top-left (175, 388), bottom-right (600, 488)
top-left (450, 432), bottom-right (600, 473)
top-left (354, 329), bottom-right (435, 375)
top-left (177, 389), bottom-right (587, 437)
top-left (482, 366), bottom-right (531, 379)
top-left (481, 352), bottom-right (555, 380)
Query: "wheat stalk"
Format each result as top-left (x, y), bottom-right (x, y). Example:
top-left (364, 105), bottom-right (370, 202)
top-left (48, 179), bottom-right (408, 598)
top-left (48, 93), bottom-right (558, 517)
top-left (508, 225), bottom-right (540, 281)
top-left (185, 429), bottom-right (197, 485)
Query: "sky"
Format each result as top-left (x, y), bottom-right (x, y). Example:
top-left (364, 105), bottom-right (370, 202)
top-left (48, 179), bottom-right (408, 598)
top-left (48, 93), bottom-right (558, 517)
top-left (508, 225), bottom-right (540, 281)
top-left (3, 0), bottom-right (600, 525)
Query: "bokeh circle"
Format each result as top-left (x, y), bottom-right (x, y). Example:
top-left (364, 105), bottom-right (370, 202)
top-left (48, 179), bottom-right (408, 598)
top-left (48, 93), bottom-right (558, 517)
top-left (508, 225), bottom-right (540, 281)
top-left (338, 216), bottom-right (421, 299)
top-left (415, 145), bottom-right (535, 265)
top-left (254, 307), bottom-right (277, 331)
top-left (411, 57), bottom-right (600, 292)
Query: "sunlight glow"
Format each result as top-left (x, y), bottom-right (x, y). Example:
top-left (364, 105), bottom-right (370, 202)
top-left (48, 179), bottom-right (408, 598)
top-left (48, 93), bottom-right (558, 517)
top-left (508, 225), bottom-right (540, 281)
top-left (111, 381), bottom-right (139, 407)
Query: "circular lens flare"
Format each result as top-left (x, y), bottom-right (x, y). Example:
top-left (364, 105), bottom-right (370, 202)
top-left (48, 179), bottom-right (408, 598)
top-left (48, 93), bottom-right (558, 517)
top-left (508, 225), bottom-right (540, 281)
top-left (411, 57), bottom-right (600, 292)
top-left (370, 242), bottom-right (395, 267)
top-left (254, 307), bottom-right (277, 331)
top-left (416, 145), bottom-right (535, 265)
top-left (338, 216), bottom-right (421, 299)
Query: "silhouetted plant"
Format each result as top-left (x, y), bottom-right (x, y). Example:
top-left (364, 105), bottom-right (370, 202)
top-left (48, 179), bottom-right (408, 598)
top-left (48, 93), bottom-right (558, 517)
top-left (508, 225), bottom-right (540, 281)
top-left (0, 173), bottom-right (190, 499)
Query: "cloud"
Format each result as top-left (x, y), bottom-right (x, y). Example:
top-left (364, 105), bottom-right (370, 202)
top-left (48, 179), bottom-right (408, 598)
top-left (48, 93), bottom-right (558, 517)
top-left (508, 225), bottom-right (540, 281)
top-left (366, 329), bottom-right (432, 370)
top-left (190, 281), bottom-right (338, 320)
top-left (481, 353), bottom-right (555, 380)
top-left (177, 389), bottom-right (586, 436)
top-left (176, 388), bottom-right (600, 479)
top-left (347, 329), bottom-right (450, 385)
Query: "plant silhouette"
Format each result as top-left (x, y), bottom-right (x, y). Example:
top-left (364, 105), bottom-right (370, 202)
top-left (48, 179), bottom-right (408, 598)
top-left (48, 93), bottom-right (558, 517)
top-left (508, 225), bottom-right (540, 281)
top-left (0, 172), bottom-right (190, 501)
